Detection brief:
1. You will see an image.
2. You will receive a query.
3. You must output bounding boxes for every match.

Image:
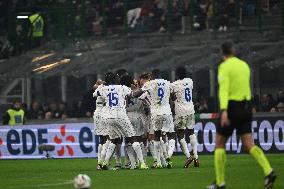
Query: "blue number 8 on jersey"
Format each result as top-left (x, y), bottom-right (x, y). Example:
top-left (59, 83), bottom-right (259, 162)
top-left (184, 88), bottom-right (191, 102)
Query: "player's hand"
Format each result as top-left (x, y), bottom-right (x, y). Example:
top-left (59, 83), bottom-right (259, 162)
top-left (220, 110), bottom-right (230, 127)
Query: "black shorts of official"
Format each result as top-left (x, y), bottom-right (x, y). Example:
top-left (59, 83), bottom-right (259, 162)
top-left (217, 100), bottom-right (252, 137)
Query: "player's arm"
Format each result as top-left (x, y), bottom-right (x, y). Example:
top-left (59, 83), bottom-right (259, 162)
top-left (218, 64), bottom-right (230, 110)
top-left (93, 87), bottom-right (101, 97)
top-left (132, 81), bottom-right (151, 98)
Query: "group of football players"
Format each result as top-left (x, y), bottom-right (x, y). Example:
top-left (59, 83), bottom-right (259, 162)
top-left (93, 66), bottom-right (199, 170)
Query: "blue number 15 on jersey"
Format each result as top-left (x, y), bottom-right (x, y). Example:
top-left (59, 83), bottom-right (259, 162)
top-left (107, 92), bottom-right (119, 107)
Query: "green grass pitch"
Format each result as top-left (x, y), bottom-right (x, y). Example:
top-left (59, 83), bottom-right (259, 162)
top-left (0, 154), bottom-right (283, 189)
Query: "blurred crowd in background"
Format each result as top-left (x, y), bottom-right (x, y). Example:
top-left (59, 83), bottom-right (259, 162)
top-left (0, 0), bottom-right (282, 60)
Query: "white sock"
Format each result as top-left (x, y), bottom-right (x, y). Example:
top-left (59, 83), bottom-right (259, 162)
top-left (140, 142), bottom-right (147, 160)
top-left (132, 142), bottom-right (145, 165)
top-left (148, 140), bottom-right (157, 161)
top-left (125, 143), bottom-right (137, 167)
top-left (100, 140), bottom-right (110, 162)
top-left (114, 144), bottom-right (121, 165)
top-left (104, 142), bottom-right (116, 164)
top-left (190, 134), bottom-right (198, 159)
top-left (98, 144), bottom-right (103, 163)
top-left (179, 138), bottom-right (190, 158)
top-left (167, 139), bottom-right (176, 158)
top-left (160, 140), bottom-right (168, 158)
top-left (160, 150), bottom-right (167, 166)
top-left (154, 141), bottom-right (161, 164)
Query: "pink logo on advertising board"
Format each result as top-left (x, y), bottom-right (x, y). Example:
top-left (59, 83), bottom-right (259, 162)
top-left (54, 125), bottom-right (75, 156)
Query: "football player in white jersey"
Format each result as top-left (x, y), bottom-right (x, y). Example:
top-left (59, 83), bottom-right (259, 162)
top-left (94, 72), bottom-right (148, 170)
top-left (138, 73), bottom-right (168, 168)
top-left (120, 74), bottom-right (148, 169)
top-left (138, 69), bottom-right (176, 168)
top-left (93, 80), bottom-right (111, 170)
top-left (171, 67), bottom-right (199, 168)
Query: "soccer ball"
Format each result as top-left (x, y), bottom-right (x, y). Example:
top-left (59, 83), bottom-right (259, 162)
top-left (74, 174), bottom-right (91, 189)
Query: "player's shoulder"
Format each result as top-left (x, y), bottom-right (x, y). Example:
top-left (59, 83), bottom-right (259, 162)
top-left (157, 78), bottom-right (171, 84)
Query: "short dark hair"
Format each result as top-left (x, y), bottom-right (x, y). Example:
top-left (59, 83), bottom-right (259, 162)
top-left (120, 74), bottom-right (134, 87)
top-left (151, 69), bottom-right (161, 79)
top-left (116, 69), bottom-right (128, 78)
top-left (105, 72), bottom-right (119, 85)
top-left (176, 66), bottom-right (187, 79)
top-left (139, 73), bottom-right (151, 80)
top-left (221, 41), bottom-right (234, 56)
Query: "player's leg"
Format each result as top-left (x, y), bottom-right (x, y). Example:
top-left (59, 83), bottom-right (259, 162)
top-left (187, 114), bottom-right (199, 167)
top-left (177, 129), bottom-right (192, 168)
top-left (128, 136), bottom-right (148, 169)
top-left (241, 133), bottom-right (276, 189)
top-left (165, 132), bottom-right (175, 169)
top-left (114, 138), bottom-right (123, 169)
top-left (97, 135), bottom-right (104, 169)
top-left (102, 119), bottom-right (120, 170)
top-left (120, 116), bottom-right (148, 169)
top-left (102, 138), bottom-right (118, 170)
top-left (124, 144), bottom-right (131, 168)
top-left (125, 137), bottom-right (137, 169)
top-left (100, 135), bottom-right (110, 164)
top-left (207, 123), bottom-right (232, 189)
top-left (153, 130), bottom-right (163, 168)
top-left (175, 116), bottom-right (192, 167)
top-left (214, 133), bottom-right (227, 188)
top-left (141, 138), bottom-right (148, 162)
top-left (148, 134), bottom-right (158, 167)
top-left (164, 115), bottom-right (175, 169)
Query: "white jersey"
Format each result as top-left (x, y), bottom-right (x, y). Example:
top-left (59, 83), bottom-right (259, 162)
top-left (141, 79), bottom-right (172, 116)
top-left (94, 84), bottom-right (131, 118)
top-left (127, 97), bottom-right (144, 113)
top-left (171, 78), bottom-right (195, 117)
top-left (93, 85), bottom-right (105, 112)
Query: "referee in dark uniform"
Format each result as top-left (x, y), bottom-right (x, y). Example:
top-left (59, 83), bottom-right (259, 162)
top-left (207, 41), bottom-right (276, 189)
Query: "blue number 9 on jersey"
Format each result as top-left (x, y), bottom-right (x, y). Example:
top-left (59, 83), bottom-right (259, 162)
top-left (184, 88), bottom-right (191, 102)
top-left (107, 92), bottom-right (119, 107)
top-left (158, 87), bottom-right (165, 102)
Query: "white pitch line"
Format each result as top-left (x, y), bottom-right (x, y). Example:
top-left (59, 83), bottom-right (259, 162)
top-left (7, 180), bottom-right (73, 189)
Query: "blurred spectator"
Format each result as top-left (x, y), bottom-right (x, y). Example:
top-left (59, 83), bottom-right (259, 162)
top-left (206, 0), bottom-right (214, 31)
top-left (260, 94), bottom-right (275, 112)
top-left (27, 101), bottom-right (44, 120)
top-left (277, 102), bottom-right (284, 112)
top-left (277, 90), bottom-right (284, 104)
top-left (195, 97), bottom-right (209, 113)
top-left (46, 102), bottom-right (61, 119)
top-left (193, 0), bottom-right (207, 31)
top-left (42, 103), bottom-right (50, 114)
top-left (252, 105), bottom-right (257, 113)
top-left (2, 101), bottom-right (26, 126)
top-left (108, 0), bottom-right (124, 32)
top-left (151, 0), bottom-right (167, 32)
top-left (217, 0), bottom-right (229, 31)
top-left (58, 102), bottom-right (69, 119)
top-left (243, 0), bottom-right (256, 17)
top-left (127, 0), bottom-right (143, 28)
top-left (28, 7), bottom-right (44, 49)
top-left (252, 93), bottom-right (260, 111)
top-left (0, 35), bottom-right (14, 60)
